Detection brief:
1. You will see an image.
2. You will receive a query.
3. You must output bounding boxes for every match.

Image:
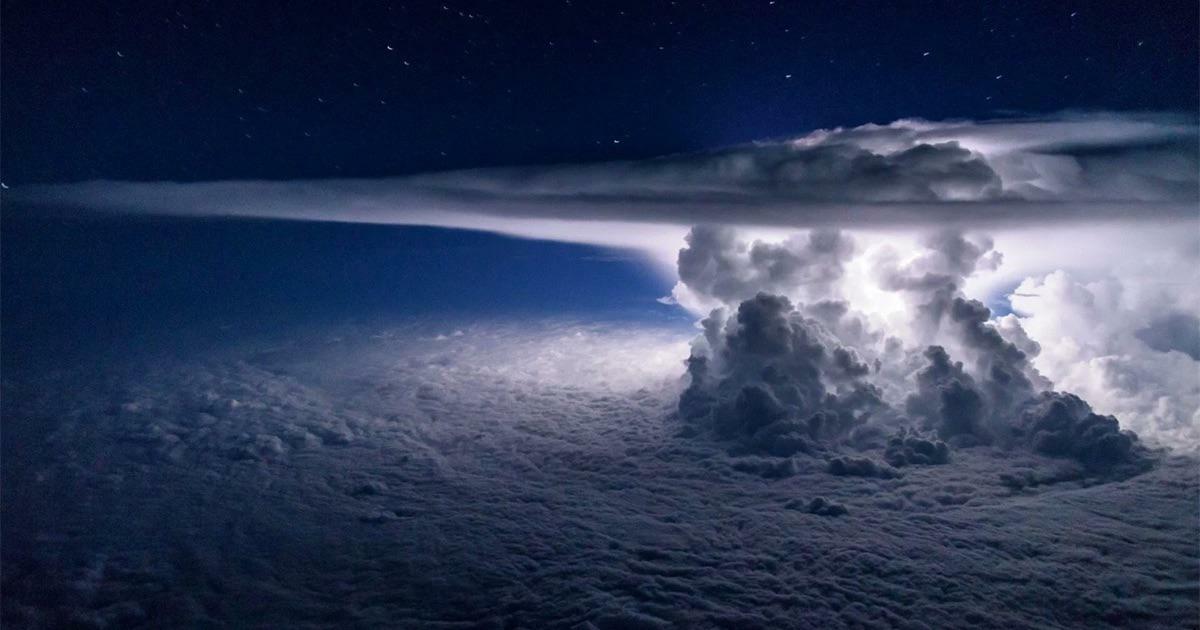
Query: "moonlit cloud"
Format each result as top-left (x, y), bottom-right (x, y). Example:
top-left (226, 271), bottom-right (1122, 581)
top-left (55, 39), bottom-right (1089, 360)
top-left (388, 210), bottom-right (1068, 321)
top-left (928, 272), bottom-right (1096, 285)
top-left (671, 224), bottom-right (1165, 467)
top-left (1011, 269), bottom-right (1200, 449)
top-left (14, 112), bottom-right (1197, 239)
top-left (10, 111), bottom-right (1197, 451)
top-left (9, 1), bottom-right (1200, 625)
top-left (7, 318), bottom-right (1197, 627)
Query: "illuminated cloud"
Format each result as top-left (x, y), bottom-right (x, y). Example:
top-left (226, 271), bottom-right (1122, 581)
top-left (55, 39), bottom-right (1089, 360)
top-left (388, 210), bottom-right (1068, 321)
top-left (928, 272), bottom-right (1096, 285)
top-left (671, 223), bottom-right (1191, 459)
top-left (10, 111), bottom-right (1197, 451)
top-left (14, 112), bottom-right (1197, 239)
top-left (1010, 269), bottom-right (1200, 449)
top-left (6, 320), bottom-right (1197, 627)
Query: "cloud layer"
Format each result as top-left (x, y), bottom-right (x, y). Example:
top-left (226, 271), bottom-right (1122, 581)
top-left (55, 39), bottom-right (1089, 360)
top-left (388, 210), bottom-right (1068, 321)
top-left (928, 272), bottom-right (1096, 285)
top-left (14, 112), bottom-right (1198, 236)
top-left (8, 111), bottom-right (1196, 451)
top-left (3, 319), bottom-right (1196, 628)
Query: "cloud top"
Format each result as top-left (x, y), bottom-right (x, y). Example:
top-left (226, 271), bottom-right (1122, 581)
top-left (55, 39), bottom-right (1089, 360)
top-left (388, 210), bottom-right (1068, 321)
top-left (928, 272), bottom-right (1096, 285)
top-left (13, 112), bottom-right (1197, 231)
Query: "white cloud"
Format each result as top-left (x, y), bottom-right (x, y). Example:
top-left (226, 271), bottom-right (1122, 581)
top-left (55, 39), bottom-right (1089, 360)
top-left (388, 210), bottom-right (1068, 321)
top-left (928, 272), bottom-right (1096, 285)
top-left (1010, 269), bottom-right (1200, 449)
top-left (13, 112), bottom-right (1196, 240)
top-left (14, 112), bottom-right (1194, 289)
top-left (669, 223), bottom-right (1197, 453)
top-left (5, 112), bottom-right (1198, 628)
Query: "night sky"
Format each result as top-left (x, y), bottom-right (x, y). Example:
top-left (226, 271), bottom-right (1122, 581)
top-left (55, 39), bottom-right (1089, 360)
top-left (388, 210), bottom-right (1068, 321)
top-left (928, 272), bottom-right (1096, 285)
top-left (3, 0), bottom-right (1196, 184)
top-left (3, 4), bottom-right (1200, 629)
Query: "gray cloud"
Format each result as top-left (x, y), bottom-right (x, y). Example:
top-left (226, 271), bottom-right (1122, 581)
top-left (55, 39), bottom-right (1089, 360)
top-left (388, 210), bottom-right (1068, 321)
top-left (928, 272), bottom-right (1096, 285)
top-left (1135, 312), bottom-right (1200, 361)
top-left (678, 292), bottom-right (891, 456)
top-left (11, 113), bottom-right (1197, 234)
top-left (676, 225), bottom-right (856, 308)
top-left (5, 112), bottom-right (1197, 628)
top-left (904, 345), bottom-right (988, 442)
top-left (5, 112), bottom-right (1199, 630)
top-left (673, 224), bottom-right (1151, 475)
top-left (872, 230), bottom-right (1003, 340)
top-left (4, 319), bottom-right (1196, 628)
top-left (827, 455), bottom-right (899, 479)
top-left (883, 431), bottom-right (951, 467)
top-left (1016, 392), bottom-right (1148, 474)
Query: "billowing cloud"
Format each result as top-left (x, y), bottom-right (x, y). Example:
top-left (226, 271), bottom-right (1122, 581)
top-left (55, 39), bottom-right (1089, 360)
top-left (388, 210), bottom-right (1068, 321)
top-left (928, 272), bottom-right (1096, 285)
top-left (672, 224), bottom-right (1162, 472)
top-left (1010, 269), bottom-right (1200, 449)
top-left (678, 292), bottom-right (891, 457)
top-left (7, 111), bottom-right (1197, 459)
top-left (672, 225), bottom-right (856, 312)
top-left (5, 107), bottom-right (1199, 629)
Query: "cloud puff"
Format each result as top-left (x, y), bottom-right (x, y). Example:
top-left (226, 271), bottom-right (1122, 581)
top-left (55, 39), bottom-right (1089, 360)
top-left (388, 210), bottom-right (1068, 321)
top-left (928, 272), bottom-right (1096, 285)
top-left (827, 455), bottom-right (898, 479)
top-left (678, 292), bottom-right (891, 456)
top-left (903, 345), bottom-right (990, 442)
top-left (883, 431), bottom-right (950, 467)
top-left (671, 225), bottom-right (857, 313)
top-left (870, 230), bottom-right (1004, 342)
top-left (1015, 392), bottom-right (1147, 474)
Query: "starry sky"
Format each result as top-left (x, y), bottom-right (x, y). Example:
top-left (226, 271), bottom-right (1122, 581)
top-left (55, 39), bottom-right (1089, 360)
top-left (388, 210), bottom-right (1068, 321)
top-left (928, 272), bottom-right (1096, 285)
top-left (4, 4), bottom-right (1200, 628)
top-left (2, 0), bottom-right (1196, 185)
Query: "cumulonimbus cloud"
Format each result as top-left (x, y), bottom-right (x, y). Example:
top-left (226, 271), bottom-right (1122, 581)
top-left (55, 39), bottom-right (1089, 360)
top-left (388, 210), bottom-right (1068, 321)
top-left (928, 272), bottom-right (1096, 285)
top-left (10, 112), bottom-right (1198, 235)
top-left (8, 110), bottom-right (1197, 452)
top-left (674, 225), bottom-right (1158, 473)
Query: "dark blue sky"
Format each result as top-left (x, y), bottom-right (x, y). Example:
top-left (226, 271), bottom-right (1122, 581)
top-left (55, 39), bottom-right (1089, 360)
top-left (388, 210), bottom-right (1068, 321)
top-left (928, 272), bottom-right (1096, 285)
top-left (0, 211), bottom-right (686, 370)
top-left (2, 0), bottom-right (1196, 184)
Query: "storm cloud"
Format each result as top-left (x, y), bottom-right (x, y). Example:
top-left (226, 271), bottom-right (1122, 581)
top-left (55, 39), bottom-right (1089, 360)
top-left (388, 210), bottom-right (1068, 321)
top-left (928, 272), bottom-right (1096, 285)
top-left (13, 113), bottom-right (1198, 237)
top-left (4, 111), bottom-right (1196, 628)
top-left (671, 224), bottom-right (1155, 475)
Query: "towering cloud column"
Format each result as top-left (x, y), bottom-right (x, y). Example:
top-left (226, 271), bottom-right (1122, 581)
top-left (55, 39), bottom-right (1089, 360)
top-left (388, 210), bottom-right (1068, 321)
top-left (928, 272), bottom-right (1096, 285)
top-left (674, 225), bottom-right (1148, 476)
